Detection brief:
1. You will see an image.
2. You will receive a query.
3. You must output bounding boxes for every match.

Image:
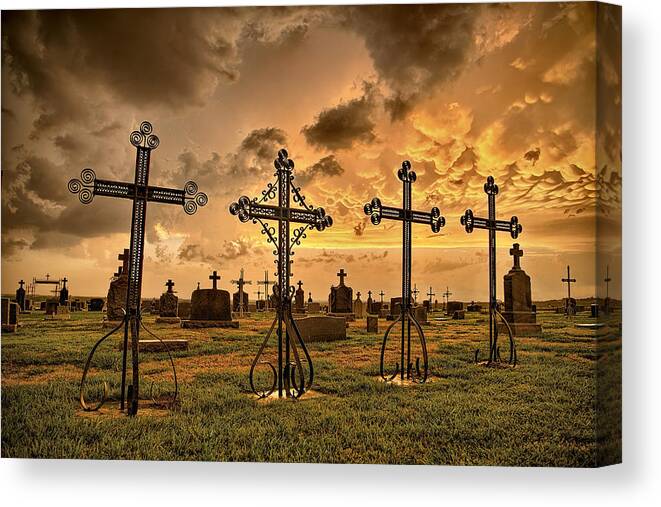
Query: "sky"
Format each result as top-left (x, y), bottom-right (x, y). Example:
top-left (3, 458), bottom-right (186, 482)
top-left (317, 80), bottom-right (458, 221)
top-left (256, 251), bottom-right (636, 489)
top-left (1, 3), bottom-right (621, 302)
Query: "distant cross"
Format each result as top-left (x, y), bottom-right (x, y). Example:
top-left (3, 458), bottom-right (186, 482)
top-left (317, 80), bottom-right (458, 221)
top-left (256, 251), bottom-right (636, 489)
top-left (209, 270), bottom-right (221, 290)
top-left (18, 280), bottom-right (25, 289)
top-left (165, 279), bottom-right (175, 293)
top-left (442, 287), bottom-right (452, 309)
top-left (562, 265), bottom-right (576, 301)
top-left (61, 277), bottom-right (68, 289)
top-left (379, 290), bottom-right (385, 303)
top-left (118, 249), bottom-right (130, 274)
top-left (297, 280), bottom-right (304, 291)
top-left (308, 292), bottom-right (313, 303)
top-left (510, 243), bottom-right (524, 270)
top-left (257, 270), bottom-right (272, 309)
top-left (45, 274), bottom-right (50, 281)
top-left (412, 284), bottom-right (420, 303)
top-left (336, 269), bottom-right (347, 286)
top-left (364, 160), bottom-right (445, 382)
top-left (368, 290), bottom-right (372, 299)
top-left (68, 121), bottom-right (207, 416)
top-left (197, 282), bottom-right (200, 290)
top-left (231, 268), bottom-right (252, 315)
top-left (604, 265), bottom-right (611, 300)
top-left (427, 286), bottom-right (435, 304)
top-left (357, 291), bottom-right (362, 299)
top-left (461, 175), bottom-right (522, 365)
top-left (230, 148), bottom-right (332, 399)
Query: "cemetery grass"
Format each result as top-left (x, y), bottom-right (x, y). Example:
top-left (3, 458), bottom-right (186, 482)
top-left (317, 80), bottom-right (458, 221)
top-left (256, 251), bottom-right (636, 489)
top-left (1, 310), bottom-right (621, 466)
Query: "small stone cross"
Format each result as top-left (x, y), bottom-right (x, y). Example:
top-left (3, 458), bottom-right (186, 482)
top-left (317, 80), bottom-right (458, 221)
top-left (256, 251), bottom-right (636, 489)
top-left (337, 269), bottom-right (347, 286)
top-left (510, 243), bottom-right (523, 270)
top-left (209, 270), bottom-right (221, 290)
top-left (165, 279), bottom-right (175, 293)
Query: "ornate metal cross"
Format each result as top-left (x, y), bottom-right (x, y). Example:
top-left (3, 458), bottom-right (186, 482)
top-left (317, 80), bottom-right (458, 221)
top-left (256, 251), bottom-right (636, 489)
top-left (231, 268), bottom-right (252, 315)
top-left (442, 286), bottom-right (452, 309)
top-left (427, 287), bottom-right (435, 306)
top-left (562, 265), bottom-right (577, 316)
top-left (230, 148), bottom-right (332, 399)
top-left (461, 175), bottom-right (521, 365)
top-left (412, 284), bottom-right (419, 304)
top-left (69, 121), bottom-right (207, 416)
top-left (364, 160), bottom-right (445, 382)
top-left (165, 279), bottom-right (175, 293)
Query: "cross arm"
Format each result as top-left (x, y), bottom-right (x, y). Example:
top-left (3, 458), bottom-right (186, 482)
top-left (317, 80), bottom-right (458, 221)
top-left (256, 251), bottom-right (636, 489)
top-left (460, 209), bottom-right (522, 238)
top-left (229, 196), bottom-right (332, 231)
top-left (364, 198), bottom-right (445, 232)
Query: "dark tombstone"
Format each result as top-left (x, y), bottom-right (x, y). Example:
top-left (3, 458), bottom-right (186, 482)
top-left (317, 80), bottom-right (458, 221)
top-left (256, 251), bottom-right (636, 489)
top-left (59, 277), bottom-right (69, 306)
top-left (364, 160), bottom-right (445, 382)
top-left (2, 298), bottom-right (17, 332)
top-left (414, 306), bottom-right (428, 324)
top-left (387, 297), bottom-right (402, 320)
top-left (88, 298), bottom-right (104, 312)
top-left (229, 148), bottom-right (333, 399)
top-left (308, 291), bottom-right (313, 304)
top-left (452, 310), bottom-right (465, 320)
top-left (328, 269), bottom-right (354, 319)
top-left (106, 249), bottom-right (130, 322)
top-left (446, 301), bottom-right (463, 315)
top-left (39, 301), bottom-right (47, 311)
top-left (68, 120), bottom-right (207, 415)
top-left (157, 279), bottom-right (180, 324)
top-left (16, 280), bottom-right (26, 311)
top-left (178, 301), bottom-right (192, 320)
top-left (45, 299), bottom-right (58, 315)
top-left (467, 301), bottom-right (482, 312)
top-left (366, 290), bottom-right (374, 314)
top-left (367, 315), bottom-right (379, 333)
top-left (24, 299), bottom-right (32, 312)
top-left (182, 271), bottom-right (237, 328)
top-left (423, 300), bottom-right (431, 311)
top-left (591, 303), bottom-right (599, 318)
top-left (460, 175), bottom-right (521, 365)
top-left (294, 280), bottom-right (306, 313)
top-left (498, 244), bottom-right (542, 336)
top-left (293, 315), bottom-right (347, 343)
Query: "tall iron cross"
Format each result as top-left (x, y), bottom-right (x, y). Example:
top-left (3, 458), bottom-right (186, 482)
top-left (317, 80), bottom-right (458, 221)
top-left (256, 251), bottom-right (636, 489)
top-left (427, 287), bottom-right (435, 304)
top-left (443, 286), bottom-right (452, 308)
top-left (461, 175), bottom-right (521, 365)
top-left (165, 279), bottom-right (175, 293)
top-left (412, 284), bottom-right (420, 303)
top-left (364, 160), bottom-right (445, 383)
top-left (230, 149), bottom-right (332, 399)
top-left (562, 265), bottom-right (576, 300)
top-left (231, 268), bottom-right (252, 314)
top-left (379, 290), bottom-right (385, 303)
top-left (69, 121), bottom-right (208, 416)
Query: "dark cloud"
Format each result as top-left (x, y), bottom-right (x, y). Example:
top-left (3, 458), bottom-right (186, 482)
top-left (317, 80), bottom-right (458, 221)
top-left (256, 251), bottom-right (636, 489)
top-left (177, 237), bottom-right (263, 264)
top-left (347, 4), bottom-right (477, 119)
top-left (296, 155), bottom-right (344, 185)
top-left (301, 82), bottom-right (377, 150)
top-left (524, 148), bottom-right (541, 165)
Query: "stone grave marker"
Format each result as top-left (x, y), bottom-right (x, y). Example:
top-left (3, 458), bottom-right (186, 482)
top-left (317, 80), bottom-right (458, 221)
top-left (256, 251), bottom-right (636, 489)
top-left (328, 268), bottom-right (354, 321)
top-left (16, 280), bottom-right (26, 312)
top-left (105, 249), bottom-right (130, 325)
top-left (452, 310), bottom-right (465, 320)
top-left (2, 298), bottom-right (18, 332)
top-left (88, 298), bottom-right (104, 312)
top-left (353, 291), bottom-right (365, 318)
top-left (59, 277), bottom-right (69, 306)
top-left (294, 315), bottom-right (347, 343)
top-left (294, 280), bottom-right (306, 313)
top-left (182, 270), bottom-right (238, 328)
top-left (367, 315), bottom-right (378, 333)
top-left (156, 279), bottom-right (180, 324)
top-left (446, 301), bottom-right (463, 316)
top-left (497, 243), bottom-right (542, 336)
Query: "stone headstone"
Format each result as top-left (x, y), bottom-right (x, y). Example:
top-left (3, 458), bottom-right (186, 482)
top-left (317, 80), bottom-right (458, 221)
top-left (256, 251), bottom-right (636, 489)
top-left (88, 298), bottom-right (104, 312)
top-left (45, 299), bottom-right (70, 320)
top-left (182, 271), bottom-right (238, 328)
top-left (294, 315), bottom-right (347, 343)
top-left (387, 297), bottom-right (402, 320)
top-left (307, 302), bottom-right (322, 313)
top-left (328, 268), bottom-right (353, 316)
top-left (370, 301), bottom-right (383, 315)
top-left (414, 306), bottom-right (428, 324)
top-left (2, 298), bottom-right (18, 332)
top-left (59, 280), bottom-right (69, 306)
top-left (39, 301), bottom-right (47, 311)
top-left (294, 281), bottom-right (306, 313)
top-left (157, 291), bottom-right (180, 324)
top-left (467, 301), bottom-right (482, 312)
top-left (366, 292), bottom-right (374, 314)
top-left (452, 310), bottom-right (465, 320)
top-left (178, 301), bottom-right (192, 319)
top-left (367, 315), bottom-right (378, 333)
top-left (232, 291), bottom-right (249, 312)
top-left (446, 301), bottom-right (463, 316)
top-left (15, 281), bottom-right (26, 312)
top-left (423, 300), bottom-right (431, 311)
top-left (590, 303), bottom-right (599, 318)
top-left (45, 299), bottom-right (58, 315)
top-left (497, 243), bottom-right (542, 336)
top-left (353, 292), bottom-right (364, 318)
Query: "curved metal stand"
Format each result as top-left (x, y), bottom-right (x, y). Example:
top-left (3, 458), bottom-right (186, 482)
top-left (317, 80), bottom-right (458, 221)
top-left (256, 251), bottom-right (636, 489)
top-left (380, 308), bottom-right (429, 383)
top-left (474, 308), bottom-right (517, 366)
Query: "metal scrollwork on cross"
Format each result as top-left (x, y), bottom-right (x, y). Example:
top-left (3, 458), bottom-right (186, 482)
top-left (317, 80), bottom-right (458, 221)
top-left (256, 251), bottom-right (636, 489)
top-left (364, 160), bottom-right (445, 383)
top-left (68, 121), bottom-right (208, 416)
top-left (229, 149), bottom-right (332, 399)
top-left (460, 175), bottom-right (521, 366)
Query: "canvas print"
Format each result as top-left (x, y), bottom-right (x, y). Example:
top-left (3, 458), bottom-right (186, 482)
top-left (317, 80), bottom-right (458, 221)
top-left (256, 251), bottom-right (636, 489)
top-left (1, 2), bottom-right (621, 466)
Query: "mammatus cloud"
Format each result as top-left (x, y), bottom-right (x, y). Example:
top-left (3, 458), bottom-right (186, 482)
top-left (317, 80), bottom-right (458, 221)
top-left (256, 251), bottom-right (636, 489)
top-left (301, 81), bottom-right (377, 150)
top-left (178, 237), bottom-right (264, 264)
top-left (296, 155), bottom-right (344, 185)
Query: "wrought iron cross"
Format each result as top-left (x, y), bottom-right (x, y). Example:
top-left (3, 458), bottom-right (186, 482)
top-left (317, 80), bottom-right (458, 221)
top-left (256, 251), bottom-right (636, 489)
top-left (257, 270), bottom-right (272, 310)
top-left (604, 265), bottom-right (611, 300)
top-left (562, 265), bottom-right (577, 316)
top-left (412, 284), bottom-right (419, 303)
top-left (230, 148), bottom-right (332, 399)
top-left (69, 121), bottom-right (207, 416)
top-left (460, 175), bottom-right (521, 365)
top-left (427, 287), bottom-right (435, 305)
top-left (364, 160), bottom-right (445, 382)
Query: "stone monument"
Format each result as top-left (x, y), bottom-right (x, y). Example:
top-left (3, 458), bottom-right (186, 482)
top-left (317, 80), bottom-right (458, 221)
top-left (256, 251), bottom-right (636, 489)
top-left (15, 280), bottom-right (26, 312)
top-left (353, 291), bottom-right (365, 318)
top-left (105, 249), bottom-right (130, 324)
top-left (328, 268), bottom-right (354, 321)
top-left (156, 279), bottom-right (180, 324)
top-left (497, 243), bottom-right (542, 336)
top-left (59, 277), bottom-right (69, 306)
top-left (294, 280), bottom-right (306, 313)
top-left (182, 270), bottom-right (238, 328)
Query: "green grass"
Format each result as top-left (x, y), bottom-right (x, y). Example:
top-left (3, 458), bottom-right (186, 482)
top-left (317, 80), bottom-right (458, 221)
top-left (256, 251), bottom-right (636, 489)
top-left (1, 309), bottom-right (621, 465)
